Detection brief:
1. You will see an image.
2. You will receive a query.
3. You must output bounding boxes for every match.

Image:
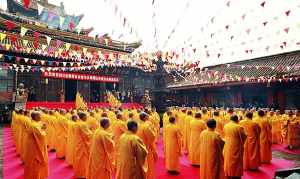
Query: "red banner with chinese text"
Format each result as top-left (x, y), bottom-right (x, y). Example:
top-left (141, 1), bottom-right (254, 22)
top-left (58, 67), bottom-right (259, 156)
top-left (42, 72), bottom-right (119, 83)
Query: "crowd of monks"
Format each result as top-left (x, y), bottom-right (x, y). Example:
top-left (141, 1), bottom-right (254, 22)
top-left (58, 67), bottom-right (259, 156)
top-left (11, 106), bottom-right (300, 179)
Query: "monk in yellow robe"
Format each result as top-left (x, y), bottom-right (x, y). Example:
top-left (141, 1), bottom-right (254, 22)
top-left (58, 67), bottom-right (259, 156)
top-left (24, 111), bottom-right (48, 179)
top-left (287, 111), bottom-right (300, 149)
top-left (163, 111), bottom-right (172, 154)
top-left (224, 115), bottom-right (247, 178)
top-left (254, 110), bottom-right (272, 164)
top-left (201, 108), bottom-right (210, 122)
top-left (165, 116), bottom-right (182, 174)
top-left (240, 112), bottom-right (261, 170)
top-left (270, 111), bottom-right (282, 144)
top-left (86, 111), bottom-right (100, 131)
top-left (20, 111), bottom-right (31, 163)
top-left (56, 110), bottom-right (69, 158)
top-left (73, 112), bottom-right (93, 178)
top-left (200, 119), bottom-right (225, 179)
top-left (213, 111), bottom-right (225, 137)
top-left (87, 118), bottom-right (114, 179)
top-left (183, 110), bottom-right (194, 152)
top-left (188, 112), bottom-right (206, 166)
top-left (65, 114), bottom-right (78, 166)
top-left (137, 113), bottom-right (157, 179)
top-left (113, 113), bottom-right (127, 147)
top-left (116, 120), bottom-right (148, 179)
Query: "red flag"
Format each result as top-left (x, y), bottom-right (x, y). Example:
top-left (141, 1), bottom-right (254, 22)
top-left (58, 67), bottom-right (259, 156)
top-left (69, 21), bottom-right (75, 31)
top-left (260, 1), bottom-right (265, 7)
top-left (34, 32), bottom-right (39, 49)
top-left (9, 35), bottom-right (17, 44)
top-left (285, 10), bottom-right (291, 16)
top-left (23, 0), bottom-right (30, 9)
top-left (284, 27), bottom-right (289, 33)
top-left (5, 20), bottom-right (15, 30)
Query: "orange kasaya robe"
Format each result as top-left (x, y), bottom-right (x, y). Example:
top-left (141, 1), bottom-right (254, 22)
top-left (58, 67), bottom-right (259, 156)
top-left (86, 116), bottom-right (100, 131)
top-left (240, 119), bottom-right (261, 170)
top-left (87, 128), bottom-right (114, 179)
top-left (271, 115), bottom-right (282, 144)
top-left (165, 123), bottom-right (182, 172)
top-left (21, 115), bottom-right (31, 162)
top-left (188, 118), bottom-right (206, 165)
top-left (199, 129), bottom-right (225, 179)
top-left (113, 120), bottom-right (127, 147)
top-left (183, 115), bottom-right (193, 152)
top-left (24, 121), bottom-right (49, 179)
top-left (162, 113), bottom-right (170, 155)
top-left (223, 121), bottom-right (247, 177)
top-left (73, 120), bottom-right (93, 178)
top-left (137, 121), bottom-right (157, 179)
top-left (55, 114), bottom-right (69, 158)
top-left (65, 120), bottom-right (76, 166)
top-left (215, 116), bottom-right (225, 138)
top-left (254, 116), bottom-right (272, 163)
top-left (287, 119), bottom-right (300, 148)
top-left (116, 131), bottom-right (148, 179)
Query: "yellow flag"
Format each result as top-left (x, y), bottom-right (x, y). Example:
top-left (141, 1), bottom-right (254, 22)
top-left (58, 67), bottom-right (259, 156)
top-left (0, 33), bottom-right (6, 42)
top-left (107, 92), bottom-right (121, 108)
top-left (75, 92), bottom-right (88, 110)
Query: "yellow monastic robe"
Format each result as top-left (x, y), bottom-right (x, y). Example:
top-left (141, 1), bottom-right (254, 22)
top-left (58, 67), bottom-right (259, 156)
top-left (183, 115), bottom-right (194, 152)
top-left (215, 116), bottom-right (225, 137)
top-left (188, 119), bottom-right (206, 165)
top-left (223, 121), bottom-right (247, 177)
top-left (56, 114), bottom-right (69, 158)
top-left (87, 128), bottom-right (114, 179)
top-left (86, 116), bottom-right (100, 131)
top-left (271, 115), bottom-right (282, 144)
top-left (287, 119), bottom-right (300, 148)
top-left (199, 129), bottom-right (225, 179)
top-left (240, 119), bottom-right (261, 170)
top-left (137, 121), bottom-right (157, 179)
top-left (254, 116), bottom-right (272, 163)
top-left (73, 121), bottom-right (93, 178)
top-left (24, 121), bottom-right (49, 179)
top-left (165, 123), bottom-right (182, 172)
top-left (65, 120), bottom-right (76, 166)
top-left (162, 113), bottom-right (170, 154)
top-left (21, 115), bottom-right (31, 162)
top-left (47, 115), bottom-right (57, 150)
top-left (113, 120), bottom-right (127, 147)
top-left (116, 132), bottom-right (148, 179)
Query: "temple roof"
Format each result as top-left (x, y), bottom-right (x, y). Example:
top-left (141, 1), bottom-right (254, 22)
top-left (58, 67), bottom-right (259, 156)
top-left (168, 50), bottom-right (300, 90)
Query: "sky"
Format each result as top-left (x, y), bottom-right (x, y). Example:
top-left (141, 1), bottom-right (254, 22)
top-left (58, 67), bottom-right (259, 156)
top-left (0, 0), bottom-right (300, 67)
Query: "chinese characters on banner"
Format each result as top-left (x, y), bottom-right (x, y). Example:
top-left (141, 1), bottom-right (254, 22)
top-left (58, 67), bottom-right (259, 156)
top-left (42, 72), bottom-right (119, 83)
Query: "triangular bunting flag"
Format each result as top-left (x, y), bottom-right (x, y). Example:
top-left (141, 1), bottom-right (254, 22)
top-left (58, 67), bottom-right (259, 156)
top-left (20, 27), bottom-right (28, 37)
top-left (104, 38), bottom-right (109, 46)
top-left (42, 45), bottom-right (47, 50)
top-left (23, 39), bottom-right (29, 46)
top-left (23, 0), bottom-right (30, 9)
top-left (37, 4), bottom-right (44, 15)
top-left (59, 16), bottom-right (65, 27)
top-left (65, 43), bottom-right (71, 50)
top-left (24, 58), bottom-right (29, 63)
top-left (0, 33), bottom-right (7, 41)
top-left (263, 21), bottom-right (268, 26)
top-left (46, 36), bottom-right (51, 45)
top-left (260, 1), bottom-right (265, 7)
top-left (5, 44), bottom-right (11, 50)
top-left (285, 10), bottom-right (291, 16)
top-left (82, 47), bottom-right (87, 54)
top-left (284, 27), bottom-right (289, 33)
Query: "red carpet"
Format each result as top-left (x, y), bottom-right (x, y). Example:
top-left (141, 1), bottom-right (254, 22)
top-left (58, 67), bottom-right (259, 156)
top-left (3, 127), bottom-right (295, 179)
top-left (272, 144), bottom-right (300, 155)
